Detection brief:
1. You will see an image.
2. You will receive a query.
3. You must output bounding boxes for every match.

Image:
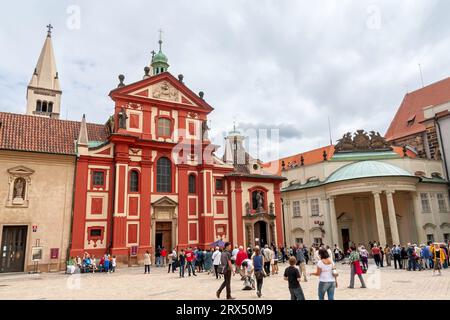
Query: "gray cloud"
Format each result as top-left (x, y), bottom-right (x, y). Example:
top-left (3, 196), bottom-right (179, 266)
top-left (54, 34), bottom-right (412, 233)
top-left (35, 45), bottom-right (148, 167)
top-left (1, 0), bottom-right (450, 161)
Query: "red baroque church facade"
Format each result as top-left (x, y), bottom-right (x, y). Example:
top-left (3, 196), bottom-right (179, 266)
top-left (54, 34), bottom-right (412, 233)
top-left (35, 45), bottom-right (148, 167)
top-left (69, 52), bottom-right (285, 262)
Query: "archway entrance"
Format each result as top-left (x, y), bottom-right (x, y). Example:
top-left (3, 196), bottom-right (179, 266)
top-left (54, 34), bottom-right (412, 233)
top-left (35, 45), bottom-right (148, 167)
top-left (254, 221), bottom-right (267, 247)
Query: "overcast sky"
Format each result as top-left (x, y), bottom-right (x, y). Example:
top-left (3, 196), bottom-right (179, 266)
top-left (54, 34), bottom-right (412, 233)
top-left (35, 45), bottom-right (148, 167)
top-left (1, 0), bottom-right (450, 161)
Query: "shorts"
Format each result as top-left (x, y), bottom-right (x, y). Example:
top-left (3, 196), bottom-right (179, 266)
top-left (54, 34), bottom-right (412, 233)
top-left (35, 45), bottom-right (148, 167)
top-left (434, 261), bottom-right (442, 270)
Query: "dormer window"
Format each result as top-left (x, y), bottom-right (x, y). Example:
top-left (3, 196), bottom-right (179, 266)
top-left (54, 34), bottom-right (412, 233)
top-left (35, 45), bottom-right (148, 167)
top-left (407, 115), bottom-right (416, 127)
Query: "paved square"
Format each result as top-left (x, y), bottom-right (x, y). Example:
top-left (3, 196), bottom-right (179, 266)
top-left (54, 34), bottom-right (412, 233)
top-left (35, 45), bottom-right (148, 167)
top-left (0, 261), bottom-right (449, 300)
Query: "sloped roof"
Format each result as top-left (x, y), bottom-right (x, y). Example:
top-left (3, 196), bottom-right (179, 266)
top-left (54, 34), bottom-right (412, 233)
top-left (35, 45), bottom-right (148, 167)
top-left (266, 144), bottom-right (416, 175)
top-left (0, 112), bottom-right (108, 155)
top-left (385, 77), bottom-right (450, 141)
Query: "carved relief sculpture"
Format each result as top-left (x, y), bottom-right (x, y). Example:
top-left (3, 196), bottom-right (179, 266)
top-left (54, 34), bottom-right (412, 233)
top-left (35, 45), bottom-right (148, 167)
top-left (152, 81), bottom-right (179, 101)
top-left (245, 202), bottom-right (251, 216)
top-left (269, 202), bottom-right (274, 215)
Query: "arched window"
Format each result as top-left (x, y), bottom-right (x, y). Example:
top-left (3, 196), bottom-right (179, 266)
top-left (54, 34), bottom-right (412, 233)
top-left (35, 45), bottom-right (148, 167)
top-left (36, 100), bottom-right (42, 112)
top-left (188, 174), bottom-right (196, 194)
top-left (48, 102), bottom-right (53, 113)
top-left (157, 157), bottom-right (172, 193)
top-left (157, 118), bottom-right (172, 137)
top-left (129, 170), bottom-right (139, 192)
top-left (42, 101), bottom-right (48, 113)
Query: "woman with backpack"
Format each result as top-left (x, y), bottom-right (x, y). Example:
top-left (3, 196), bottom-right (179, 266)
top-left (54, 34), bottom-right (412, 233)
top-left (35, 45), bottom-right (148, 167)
top-left (252, 246), bottom-right (266, 298)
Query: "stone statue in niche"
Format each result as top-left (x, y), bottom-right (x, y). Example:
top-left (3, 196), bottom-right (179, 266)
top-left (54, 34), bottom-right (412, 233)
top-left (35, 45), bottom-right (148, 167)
top-left (256, 192), bottom-right (264, 213)
top-left (13, 178), bottom-right (25, 200)
top-left (245, 202), bottom-right (250, 215)
top-left (118, 107), bottom-right (128, 129)
top-left (269, 202), bottom-right (274, 215)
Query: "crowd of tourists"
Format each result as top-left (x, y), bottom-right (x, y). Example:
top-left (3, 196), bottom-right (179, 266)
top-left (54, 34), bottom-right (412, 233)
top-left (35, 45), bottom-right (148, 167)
top-left (66, 252), bottom-right (117, 274)
top-left (65, 239), bottom-right (449, 300)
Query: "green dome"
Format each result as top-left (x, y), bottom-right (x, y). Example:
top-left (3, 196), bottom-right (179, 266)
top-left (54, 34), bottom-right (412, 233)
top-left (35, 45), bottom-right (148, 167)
top-left (153, 51), bottom-right (168, 63)
top-left (326, 161), bottom-right (414, 184)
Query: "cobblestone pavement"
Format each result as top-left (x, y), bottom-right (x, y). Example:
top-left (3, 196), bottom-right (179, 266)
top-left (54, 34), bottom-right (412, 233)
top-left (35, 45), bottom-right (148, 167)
top-left (0, 261), bottom-right (449, 300)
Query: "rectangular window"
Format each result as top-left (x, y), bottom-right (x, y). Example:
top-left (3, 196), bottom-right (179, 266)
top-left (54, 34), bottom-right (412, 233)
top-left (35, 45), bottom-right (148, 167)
top-left (420, 193), bottom-right (431, 213)
top-left (92, 171), bottom-right (105, 187)
top-left (310, 198), bottom-right (320, 216)
top-left (158, 118), bottom-right (171, 137)
top-left (444, 234), bottom-right (450, 242)
top-left (295, 238), bottom-right (303, 244)
top-left (292, 201), bottom-right (301, 217)
top-left (437, 193), bottom-right (448, 212)
top-left (427, 234), bottom-right (434, 243)
top-left (313, 237), bottom-right (322, 245)
top-left (215, 179), bottom-right (224, 193)
top-left (90, 228), bottom-right (102, 237)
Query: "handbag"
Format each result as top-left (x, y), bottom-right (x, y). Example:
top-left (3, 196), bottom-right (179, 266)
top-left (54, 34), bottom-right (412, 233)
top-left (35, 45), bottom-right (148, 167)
top-left (331, 262), bottom-right (339, 277)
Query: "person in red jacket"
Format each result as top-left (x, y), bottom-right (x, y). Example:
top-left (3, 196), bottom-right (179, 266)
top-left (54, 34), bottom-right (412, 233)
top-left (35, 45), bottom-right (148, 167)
top-left (185, 247), bottom-right (197, 276)
top-left (161, 247), bottom-right (167, 267)
top-left (236, 246), bottom-right (248, 277)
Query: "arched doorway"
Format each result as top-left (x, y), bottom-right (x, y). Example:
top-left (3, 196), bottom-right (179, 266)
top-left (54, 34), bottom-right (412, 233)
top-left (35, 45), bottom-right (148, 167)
top-left (254, 221), bottom-right (267, 247)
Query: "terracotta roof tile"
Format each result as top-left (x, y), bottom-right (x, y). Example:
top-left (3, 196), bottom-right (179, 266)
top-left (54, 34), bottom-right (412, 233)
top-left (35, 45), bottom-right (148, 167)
top-left (385, 77), bottom-right (450, 141)
top-left (264, 145), bottom-right (416, 175)
top-left (0, 112), bottom-right (109, 155)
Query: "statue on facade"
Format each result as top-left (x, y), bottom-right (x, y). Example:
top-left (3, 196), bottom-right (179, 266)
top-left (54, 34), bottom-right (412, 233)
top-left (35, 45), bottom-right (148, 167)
top-left (118, 107), bottom-right (128, 129)
top-left (353, 130), bottom-right (371, 150)
top-left (201, 120), bottom-right (210, 140)
top-left (335, 132), bottom-right (354, 152)
top-left (256, 192), bottom-right (264, 213)
top-left (269, 202), bottom-right (274, 215)
top-left (369, 131), bottom-right (390, 150)
top-left (13, 178), bottom-right (25, 200)
top-left (245, 202), bottom-right (250, 215)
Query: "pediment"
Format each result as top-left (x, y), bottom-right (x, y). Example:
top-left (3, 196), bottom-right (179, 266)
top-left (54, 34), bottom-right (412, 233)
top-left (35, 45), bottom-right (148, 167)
top-left (110, 73), bottom-right (213, 111)
top-left (7, 166), bottom-right (35, 177)
top-left (151, 196), bottom-right (178, 207)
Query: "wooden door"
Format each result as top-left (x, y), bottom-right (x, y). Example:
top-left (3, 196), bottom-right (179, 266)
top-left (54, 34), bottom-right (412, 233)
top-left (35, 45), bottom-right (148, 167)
top-left (1, 226), bottom-right (28, 273)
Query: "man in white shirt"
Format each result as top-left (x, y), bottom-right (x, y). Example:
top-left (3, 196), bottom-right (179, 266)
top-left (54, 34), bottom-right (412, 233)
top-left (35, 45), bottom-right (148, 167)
top-left (263, 245), bottom-right (273, 275)
top-left (212, 247), bottom-right (222, 279)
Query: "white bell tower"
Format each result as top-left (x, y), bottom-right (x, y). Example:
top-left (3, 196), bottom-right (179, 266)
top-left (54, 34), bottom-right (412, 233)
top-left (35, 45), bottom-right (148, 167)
top-left (26, 24), bottom-right (61, 119)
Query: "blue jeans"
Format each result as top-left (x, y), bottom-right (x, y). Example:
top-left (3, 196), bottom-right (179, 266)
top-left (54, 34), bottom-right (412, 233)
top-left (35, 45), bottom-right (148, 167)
top-left (318, 281), bottom-right (335, 300)
top-left (179, 264), bottom-right (185, 277)
top-left (289, 287), bottom-right (305, 300)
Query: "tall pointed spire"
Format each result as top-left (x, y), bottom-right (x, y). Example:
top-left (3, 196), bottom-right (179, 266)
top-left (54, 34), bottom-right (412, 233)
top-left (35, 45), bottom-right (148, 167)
top-left (26, 25), bottom-right (62, 119)
top-left (77, 114), bottom-right (90, 156)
